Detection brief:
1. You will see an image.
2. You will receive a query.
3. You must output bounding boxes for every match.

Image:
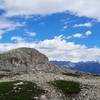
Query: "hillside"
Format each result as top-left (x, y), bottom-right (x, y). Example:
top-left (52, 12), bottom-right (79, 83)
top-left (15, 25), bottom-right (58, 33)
top-left (0, 47), bottom-right (100, 100)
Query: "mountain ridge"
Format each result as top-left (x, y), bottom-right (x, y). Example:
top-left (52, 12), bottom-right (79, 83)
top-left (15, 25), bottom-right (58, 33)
top-left (50, 61), bottom-right (100, 74)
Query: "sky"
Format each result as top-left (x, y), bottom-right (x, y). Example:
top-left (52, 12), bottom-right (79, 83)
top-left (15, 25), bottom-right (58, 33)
top-left (0, 0), bottom-right (100, 62)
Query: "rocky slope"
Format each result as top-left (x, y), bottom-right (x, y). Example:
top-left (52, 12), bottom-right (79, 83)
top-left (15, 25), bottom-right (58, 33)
top-left (0, 47), bottom-right (100, 100)
top-left (0, 72), bottom-right (100, 100)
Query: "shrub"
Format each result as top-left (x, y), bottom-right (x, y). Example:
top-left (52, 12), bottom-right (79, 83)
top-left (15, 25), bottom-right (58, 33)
top-left (50, 80), bottom-right (81, 95)
top-left (0, 81), bottom-right (45, 100)
top-left (62, 72), bottom-right (83, 77)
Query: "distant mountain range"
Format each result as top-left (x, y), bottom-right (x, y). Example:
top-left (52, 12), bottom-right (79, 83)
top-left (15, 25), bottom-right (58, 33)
top-left (50, 61), bottom-right (100, 74)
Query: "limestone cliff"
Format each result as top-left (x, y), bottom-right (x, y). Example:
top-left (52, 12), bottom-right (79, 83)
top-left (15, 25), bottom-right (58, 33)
top-left (0, 47), bottom-right (63, 74)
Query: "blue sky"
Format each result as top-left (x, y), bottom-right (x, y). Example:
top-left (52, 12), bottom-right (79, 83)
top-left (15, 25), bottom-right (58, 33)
top-left (0, 0), bottom-right (100, 62)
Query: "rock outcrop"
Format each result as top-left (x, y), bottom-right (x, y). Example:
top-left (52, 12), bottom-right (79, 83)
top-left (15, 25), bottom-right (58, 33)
top-left (0, 47), bottom-right (63, 74)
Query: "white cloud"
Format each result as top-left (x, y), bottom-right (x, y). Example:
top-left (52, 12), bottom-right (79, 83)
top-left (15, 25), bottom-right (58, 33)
top-left (67, 31), bottom-right (92, 39)
top-left (73, 22), bottom-right (93, 27)
top-left (26, 32), bottom-right (37, 36)
top-left (1, 0), bottom-right (100, 20)
top-left (67, 33), bottom-right (83, 39)
top-left (11, 36), bottom-right (24, 43)
top-left (0, 35), bottom-right (2, 39)
top-left (63, 25), bottom-right (68, 29)
top-left (73, 33), bottom-right (82, 38)
top-left (0, 18), bottom-right (24, 34)
top-left (0, 19), bottom-right (22, 30)
top-left (85, 30), bottom-right (92, 36)
top-left (0, 35), bottom-right (100, 62)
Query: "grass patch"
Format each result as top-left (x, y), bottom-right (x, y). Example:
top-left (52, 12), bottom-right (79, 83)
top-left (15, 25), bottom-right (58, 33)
top-left (93, 74), bottom-right (100, 77)
top-left (62, 72), bottom-right (83, 77)
top-left (50, 80), bottom-right (81, 95)
top-left (0, 80), bottom-right (45, 100)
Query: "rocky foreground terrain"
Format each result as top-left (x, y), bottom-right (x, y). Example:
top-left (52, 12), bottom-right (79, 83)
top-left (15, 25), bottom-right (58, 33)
top-left (0, 47), bottom-right (100, 100)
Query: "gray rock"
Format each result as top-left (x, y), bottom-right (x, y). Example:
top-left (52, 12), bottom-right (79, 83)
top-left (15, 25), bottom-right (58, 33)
top-left (0, 47), bottom-right (64, 74)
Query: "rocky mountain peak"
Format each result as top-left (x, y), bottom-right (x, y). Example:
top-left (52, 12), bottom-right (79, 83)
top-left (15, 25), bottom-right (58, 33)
top-left (6, 47), bottom-right (48, 65)
top-left (0, 47), bottom-right (49, 73)
top-left (0, 47), bottom-right (63, 74)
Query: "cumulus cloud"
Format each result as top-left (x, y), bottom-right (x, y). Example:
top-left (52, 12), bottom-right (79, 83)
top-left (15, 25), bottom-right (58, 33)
top-left (0, 19), bottom-right (22, 30)
top-left (0, 18), bottom-right (24, 34)
top-left (11, 36), bottom-right (24, 43)
top-left (67, 30), bottom-right (92, 39)
top-left (73, 33), bottom-right (82, 38)
top-left (26, 32), bottom-right (37, 37)
top-left (0, 0), bottom-right (100, 20)
top-left (0, 35), bottom-right (100, 62)
top-left (85, 30), bottom-right (92, 36)
top-left (63, 25), bottom-right (68, 29)
top-left (67, 33), bottom-right (82, 39)
top-left (73, 22), bottom-right (93, 28)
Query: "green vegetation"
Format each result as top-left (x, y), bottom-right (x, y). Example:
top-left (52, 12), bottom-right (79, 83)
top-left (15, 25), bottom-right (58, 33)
top-left (93, 74), bottom-right (100, 77)
top-left (0, 81), bottom-right (45, 100)
top-left (50, 80), bottom-right (81, 95)
top-left (62, 72), bottom-right (83, 77)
